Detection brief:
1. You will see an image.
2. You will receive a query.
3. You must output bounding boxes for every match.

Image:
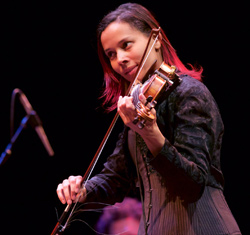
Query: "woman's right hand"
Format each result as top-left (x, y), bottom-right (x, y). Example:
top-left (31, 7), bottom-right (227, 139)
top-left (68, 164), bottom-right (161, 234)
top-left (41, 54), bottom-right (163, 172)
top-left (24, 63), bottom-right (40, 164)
top-left (56, 175), bottom-right (86, 205)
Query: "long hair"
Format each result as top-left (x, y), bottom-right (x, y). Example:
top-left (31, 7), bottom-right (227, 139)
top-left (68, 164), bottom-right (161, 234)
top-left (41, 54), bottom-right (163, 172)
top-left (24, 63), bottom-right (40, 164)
top-left (97, 3), bottom-right (203, 112)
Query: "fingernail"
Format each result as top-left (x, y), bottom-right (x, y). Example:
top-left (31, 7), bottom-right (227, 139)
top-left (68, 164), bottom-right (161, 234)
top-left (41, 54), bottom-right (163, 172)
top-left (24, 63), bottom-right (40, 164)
top-left (67, 199), bottom-right (72, 205)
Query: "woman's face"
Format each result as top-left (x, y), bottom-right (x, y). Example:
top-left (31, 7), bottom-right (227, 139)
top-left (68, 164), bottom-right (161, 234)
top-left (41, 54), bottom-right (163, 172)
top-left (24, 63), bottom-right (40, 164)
top-left (101, 21), bottom-right (162, 83)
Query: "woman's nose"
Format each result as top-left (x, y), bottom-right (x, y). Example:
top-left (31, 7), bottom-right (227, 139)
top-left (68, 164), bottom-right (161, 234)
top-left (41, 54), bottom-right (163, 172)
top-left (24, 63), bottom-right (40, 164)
top-left (117, 50), bottom-right (128, 65)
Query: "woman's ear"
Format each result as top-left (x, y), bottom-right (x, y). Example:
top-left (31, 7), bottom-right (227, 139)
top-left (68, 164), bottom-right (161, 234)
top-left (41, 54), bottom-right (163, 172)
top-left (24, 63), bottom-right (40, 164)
top-left (154, 32), bottom-right (162, 50)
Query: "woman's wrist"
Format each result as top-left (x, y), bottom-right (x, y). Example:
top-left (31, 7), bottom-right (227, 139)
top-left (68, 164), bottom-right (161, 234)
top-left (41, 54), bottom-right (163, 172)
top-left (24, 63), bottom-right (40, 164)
top-left (140, 123), bottom-right (165, 157)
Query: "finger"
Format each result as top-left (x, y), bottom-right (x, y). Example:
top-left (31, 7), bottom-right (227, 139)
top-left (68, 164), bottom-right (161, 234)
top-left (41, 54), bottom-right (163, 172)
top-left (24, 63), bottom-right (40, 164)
top-left (68, 176), bottom-right (77, 200)
top-left (57, 183), bottom-right (66, 204)
top-left (75, 175), bottom-right (83, 193)
top-left (139, 93), bottom-right (147, 104)
top-left (78, 187), bottom-right (87, 203)
top-left (118, 95), bottom-right (123, 103)
top-left (139, 93), bottom-right (156, 115)
top-left (62, 179), bottom-right (72, 205)
top-left (126, 96), bottom-right (134, 107)
top-left (121, 97), bottom-right (135, 114)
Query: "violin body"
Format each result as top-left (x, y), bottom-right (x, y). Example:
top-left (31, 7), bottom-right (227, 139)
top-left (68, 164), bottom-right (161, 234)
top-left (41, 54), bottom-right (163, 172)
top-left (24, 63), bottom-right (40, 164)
top-left (132, 62), bottom-right (182, 128)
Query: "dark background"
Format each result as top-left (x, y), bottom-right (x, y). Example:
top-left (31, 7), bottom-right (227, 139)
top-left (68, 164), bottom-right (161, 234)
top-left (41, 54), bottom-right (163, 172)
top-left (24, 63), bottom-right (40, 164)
top-left (1, 1), bottom-right (248, 234)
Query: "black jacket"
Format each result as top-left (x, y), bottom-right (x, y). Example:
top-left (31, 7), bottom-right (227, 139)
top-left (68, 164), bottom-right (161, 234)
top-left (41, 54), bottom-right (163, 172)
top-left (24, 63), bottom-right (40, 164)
top-left (85, 75), bottom-right (224, 203)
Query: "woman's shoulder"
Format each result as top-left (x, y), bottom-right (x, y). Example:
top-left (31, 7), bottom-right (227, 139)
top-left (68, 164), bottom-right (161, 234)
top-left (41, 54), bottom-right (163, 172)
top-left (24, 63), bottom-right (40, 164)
top-left (174, 74), bottom-right (212, 99)
top-left (179, 75), bottom-right (207, 90)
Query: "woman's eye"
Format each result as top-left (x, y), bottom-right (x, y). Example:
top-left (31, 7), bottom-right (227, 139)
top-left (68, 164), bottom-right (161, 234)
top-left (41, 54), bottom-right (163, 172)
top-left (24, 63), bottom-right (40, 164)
top-left (121, 41), bottom-right (132, 50)
top-left (107, 51), bottom-right (116, 59)
top-left (105, 42), bottom-right (132, 60)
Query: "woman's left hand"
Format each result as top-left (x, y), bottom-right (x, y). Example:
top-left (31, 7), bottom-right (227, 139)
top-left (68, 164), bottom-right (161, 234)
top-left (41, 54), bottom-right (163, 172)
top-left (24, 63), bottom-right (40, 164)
top-left (117, 93), bottom-right (157, 133)
top-left (118, 93), bottom-right (165, 157)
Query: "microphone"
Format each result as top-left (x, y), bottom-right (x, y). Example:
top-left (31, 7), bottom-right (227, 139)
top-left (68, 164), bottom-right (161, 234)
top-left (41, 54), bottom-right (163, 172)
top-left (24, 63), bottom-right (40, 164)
top-left (17, 89), bottom-right (54, 156)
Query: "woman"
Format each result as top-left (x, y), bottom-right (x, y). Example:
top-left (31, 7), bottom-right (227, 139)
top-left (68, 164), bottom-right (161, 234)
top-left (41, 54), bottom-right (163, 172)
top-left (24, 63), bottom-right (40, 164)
top-left (56, 3), bottom-right (241, 234)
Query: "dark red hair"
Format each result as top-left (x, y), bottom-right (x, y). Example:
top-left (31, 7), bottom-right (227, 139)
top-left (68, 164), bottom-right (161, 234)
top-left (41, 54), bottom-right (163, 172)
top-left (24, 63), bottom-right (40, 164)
top-left (97, 3), bottom-right (203, 112)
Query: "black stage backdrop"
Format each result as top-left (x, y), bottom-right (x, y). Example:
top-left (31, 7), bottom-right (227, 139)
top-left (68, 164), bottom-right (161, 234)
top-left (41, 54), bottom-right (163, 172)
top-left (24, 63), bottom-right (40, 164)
top-left (1, 1), bottom-right (248, 234)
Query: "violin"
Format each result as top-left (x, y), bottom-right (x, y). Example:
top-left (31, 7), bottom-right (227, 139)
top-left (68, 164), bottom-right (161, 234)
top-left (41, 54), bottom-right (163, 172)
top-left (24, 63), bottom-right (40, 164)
top-left (131, 61), bottom-right (181, 128)
top-left (50, 27), bottom-right (181, 235)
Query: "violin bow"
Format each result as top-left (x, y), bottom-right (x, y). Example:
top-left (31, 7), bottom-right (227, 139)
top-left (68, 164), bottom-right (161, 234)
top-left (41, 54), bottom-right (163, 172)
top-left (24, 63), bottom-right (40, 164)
top-left (50, 27), bottom-right (161, 235)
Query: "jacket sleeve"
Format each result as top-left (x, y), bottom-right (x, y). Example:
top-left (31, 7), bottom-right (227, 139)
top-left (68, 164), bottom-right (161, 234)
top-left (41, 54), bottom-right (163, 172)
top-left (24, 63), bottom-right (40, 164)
top-left (84, 128), bottom-right (136, 205)
top-left (147, 78), bottom-right (224, 201)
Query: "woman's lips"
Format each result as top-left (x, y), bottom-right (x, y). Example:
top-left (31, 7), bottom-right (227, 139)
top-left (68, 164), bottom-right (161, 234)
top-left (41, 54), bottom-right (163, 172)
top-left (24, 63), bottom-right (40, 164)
top-left (124, 65), bottom-right (138, 77)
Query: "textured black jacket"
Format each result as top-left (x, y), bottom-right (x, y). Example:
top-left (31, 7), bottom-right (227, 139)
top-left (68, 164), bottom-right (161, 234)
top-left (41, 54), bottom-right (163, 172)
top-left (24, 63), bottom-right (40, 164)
top-left (85, 75), bottom-right (224, 202)
top-left (84, 75), bottom-right (241, 234)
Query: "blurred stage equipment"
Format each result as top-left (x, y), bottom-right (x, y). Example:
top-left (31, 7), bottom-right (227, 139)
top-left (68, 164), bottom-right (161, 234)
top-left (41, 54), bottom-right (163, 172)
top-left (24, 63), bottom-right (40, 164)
top-left (0, 88), bottom-right (54, 166)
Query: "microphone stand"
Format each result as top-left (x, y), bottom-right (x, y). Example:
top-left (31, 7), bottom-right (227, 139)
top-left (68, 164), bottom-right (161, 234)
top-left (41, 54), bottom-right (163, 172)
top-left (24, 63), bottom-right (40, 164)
top-left (0, 114), bottom-right (30, 166)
